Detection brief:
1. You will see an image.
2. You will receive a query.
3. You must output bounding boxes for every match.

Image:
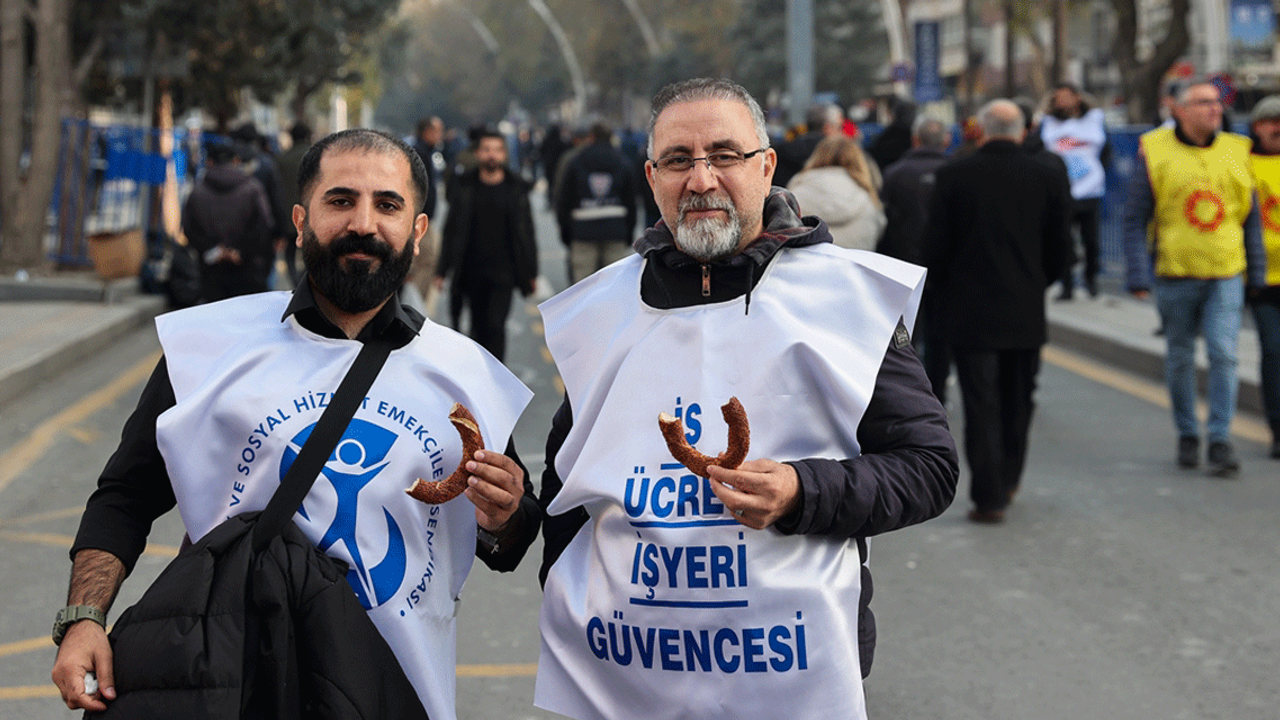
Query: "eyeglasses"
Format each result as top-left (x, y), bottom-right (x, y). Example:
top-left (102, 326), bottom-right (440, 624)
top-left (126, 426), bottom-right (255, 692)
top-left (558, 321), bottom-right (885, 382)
top-left (651, 148), bottom-right (769, 173)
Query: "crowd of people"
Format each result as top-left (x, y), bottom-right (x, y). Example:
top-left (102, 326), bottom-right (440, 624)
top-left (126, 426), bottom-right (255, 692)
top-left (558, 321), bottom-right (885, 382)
top-left (49, 73), bottom-right (1277, 720)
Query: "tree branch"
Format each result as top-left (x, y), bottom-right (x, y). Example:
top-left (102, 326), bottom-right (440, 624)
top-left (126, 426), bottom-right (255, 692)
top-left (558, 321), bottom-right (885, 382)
top-left (1143, 0), bottom-right (1191, 76)
top-left (72, 31), bottom-right (105, 89)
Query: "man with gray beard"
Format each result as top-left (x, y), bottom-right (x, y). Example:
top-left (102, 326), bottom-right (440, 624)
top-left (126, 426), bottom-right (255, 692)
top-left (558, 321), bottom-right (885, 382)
top-left (533, 78), bottom-right (957, 720)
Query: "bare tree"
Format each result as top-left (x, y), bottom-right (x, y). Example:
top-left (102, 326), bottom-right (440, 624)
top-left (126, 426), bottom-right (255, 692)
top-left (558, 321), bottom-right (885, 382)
top-left (1, 0), bottom-right (72, 270)
top-left (1111, 0), bottom-right (1191, 124)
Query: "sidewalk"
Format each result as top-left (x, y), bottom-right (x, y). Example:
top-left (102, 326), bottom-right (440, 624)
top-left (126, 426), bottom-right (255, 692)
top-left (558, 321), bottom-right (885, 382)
top-left (1045, 290), bottom-right (1263, 416)
top-left (0, 275), bottom-right (165, 409)
top-left (0, 273), bottom-right (1265, 416)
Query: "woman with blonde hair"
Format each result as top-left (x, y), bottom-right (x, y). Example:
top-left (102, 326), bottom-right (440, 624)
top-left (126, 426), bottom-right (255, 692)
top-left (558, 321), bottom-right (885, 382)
top-left (786, 134), bottom-right (886, 250)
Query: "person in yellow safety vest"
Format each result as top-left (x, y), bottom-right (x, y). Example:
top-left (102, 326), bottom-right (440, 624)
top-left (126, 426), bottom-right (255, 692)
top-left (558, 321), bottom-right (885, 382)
top-left (1246, 95), bottom-right (1280, 460)
top-left (1123, 80), bottom-right (1268, 476)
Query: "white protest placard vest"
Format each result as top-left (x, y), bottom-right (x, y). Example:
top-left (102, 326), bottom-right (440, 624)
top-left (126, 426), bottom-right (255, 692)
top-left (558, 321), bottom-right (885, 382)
top-left (154, 292), bottom-right (532, 720)
top-left (1040, 108), bottom-right (1108, 200)
top-left (535, 245), bottom-right (924, 720)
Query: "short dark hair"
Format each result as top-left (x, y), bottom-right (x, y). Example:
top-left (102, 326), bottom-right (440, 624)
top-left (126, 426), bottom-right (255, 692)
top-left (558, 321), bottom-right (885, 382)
top-left (289, 122), bottom-right (312, 144)
top-left (297, 128), bottom-right (429, 213)
top-left (590, 121), bottom-right (613, 143)
top-left (477, 129), bottom-right (507, 147)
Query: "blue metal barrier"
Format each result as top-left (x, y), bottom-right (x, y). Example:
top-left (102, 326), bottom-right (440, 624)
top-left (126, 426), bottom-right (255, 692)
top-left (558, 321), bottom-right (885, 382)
top-left (1098, 125), bottom-right (1153, 277)
top-left (49, 118), bottom-right (194, 267)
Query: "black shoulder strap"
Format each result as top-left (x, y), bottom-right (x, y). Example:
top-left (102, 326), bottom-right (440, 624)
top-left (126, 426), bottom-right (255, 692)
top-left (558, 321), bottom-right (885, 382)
top-left (251, 339), bottom-right (394, 552)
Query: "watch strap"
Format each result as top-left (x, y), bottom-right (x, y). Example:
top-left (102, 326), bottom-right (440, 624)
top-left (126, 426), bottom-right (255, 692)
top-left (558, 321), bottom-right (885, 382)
top-left (52, 604), bottom-right (106, 645)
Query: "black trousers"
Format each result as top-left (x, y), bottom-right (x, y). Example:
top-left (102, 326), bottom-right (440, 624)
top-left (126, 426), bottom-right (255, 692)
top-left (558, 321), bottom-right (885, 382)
top-left (456, 276), bottom-right (514, 362)
top-left (1060, 197), bottom-right (1101, 292)
top-left (952, 347), bottom-right (1041, 512)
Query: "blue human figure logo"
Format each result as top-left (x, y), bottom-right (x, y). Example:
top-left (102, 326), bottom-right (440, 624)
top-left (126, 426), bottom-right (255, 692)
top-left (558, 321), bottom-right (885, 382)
top-left (281, 419), bottom-right (407, 609)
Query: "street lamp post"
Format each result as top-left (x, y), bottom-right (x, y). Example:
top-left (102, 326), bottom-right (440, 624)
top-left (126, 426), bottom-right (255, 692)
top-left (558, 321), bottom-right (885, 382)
top-left (525, 0), bottom-right (587, 122)
top-left (786, 0), bottom-right (814, 127)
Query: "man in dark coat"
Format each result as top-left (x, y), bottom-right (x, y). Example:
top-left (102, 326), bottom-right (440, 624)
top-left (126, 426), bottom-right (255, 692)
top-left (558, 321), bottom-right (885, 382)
top-left (879, 114), bottom-right (952, 402)
top-left (181, 141), bottom-right (275, 301)
top-left (923, 99), bottom-right (1074, 524)
top-left (436, 130), bottom-right (538, 362)
top-left (867, 98), bottom-right (917, 172)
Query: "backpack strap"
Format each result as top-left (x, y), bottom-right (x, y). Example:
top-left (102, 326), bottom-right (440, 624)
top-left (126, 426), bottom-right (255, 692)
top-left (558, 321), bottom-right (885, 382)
top-left (251, 338), bottom-right (394, 553)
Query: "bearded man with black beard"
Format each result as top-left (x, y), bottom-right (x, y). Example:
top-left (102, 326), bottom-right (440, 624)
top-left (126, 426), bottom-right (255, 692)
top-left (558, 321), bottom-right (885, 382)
top-left (53, 128), bottom-right (542, 720)
top-left (435, 130), bottom-right (539, 362)
top-left (301, 227), bottom-right (415, 313)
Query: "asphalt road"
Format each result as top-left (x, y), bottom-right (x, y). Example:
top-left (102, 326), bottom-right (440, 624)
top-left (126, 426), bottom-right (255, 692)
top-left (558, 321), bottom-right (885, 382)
top-left (2, 191), bottom-right (1277, 720)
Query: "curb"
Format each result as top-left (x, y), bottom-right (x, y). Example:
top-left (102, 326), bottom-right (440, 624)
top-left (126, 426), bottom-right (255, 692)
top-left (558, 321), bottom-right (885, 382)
top-left (0, 293), bottom-right (166, 409)
top-left (1047, 307), bottom-right (1263, 416)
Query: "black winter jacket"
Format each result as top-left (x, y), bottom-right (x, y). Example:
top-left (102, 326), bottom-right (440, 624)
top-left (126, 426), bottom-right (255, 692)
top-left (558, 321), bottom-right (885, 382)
top-left (95, 513), bottom-right (428, 720)
top-left (554, 140), bottom-right (638, 245)
top-left (438, 168), bottom-right (538, 294)
top-left (538, 187), bottom-right (959, 679)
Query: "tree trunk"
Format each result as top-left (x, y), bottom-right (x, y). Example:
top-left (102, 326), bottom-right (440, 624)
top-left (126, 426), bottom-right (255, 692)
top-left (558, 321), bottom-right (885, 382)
top-left (1051, 0), bottom-right (1067, 85)
top-left (1111, 0), bottom-right (1191, 124)
top-left (0, 1), bottom-right (27, 267)
top-left (0, 0), bottom-right (71, 270)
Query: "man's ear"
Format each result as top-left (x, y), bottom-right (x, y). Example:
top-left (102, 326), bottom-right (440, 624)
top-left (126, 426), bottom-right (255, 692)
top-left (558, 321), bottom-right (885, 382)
top-left (761, 148), bottom-right (778, 184)
top-left (291, 205), bottom-right (306, 247)
top-left (413, 213), bottom-right (428, 256)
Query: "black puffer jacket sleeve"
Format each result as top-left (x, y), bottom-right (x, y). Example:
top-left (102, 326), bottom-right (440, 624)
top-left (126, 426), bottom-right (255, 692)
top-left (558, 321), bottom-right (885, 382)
top-left (776, 335), bottom-right (958, 538)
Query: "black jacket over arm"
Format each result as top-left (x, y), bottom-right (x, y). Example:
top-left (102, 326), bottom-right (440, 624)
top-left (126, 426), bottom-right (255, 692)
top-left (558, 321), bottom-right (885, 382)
top-left (537, 188), bottom-right (959, 678)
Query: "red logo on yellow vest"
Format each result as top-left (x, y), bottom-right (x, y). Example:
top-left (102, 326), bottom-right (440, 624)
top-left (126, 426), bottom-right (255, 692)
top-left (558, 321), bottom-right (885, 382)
top-left (1183, 189), bottom-right (1226, 232)
top-left (1262, 194), bottom-right (1280, 234)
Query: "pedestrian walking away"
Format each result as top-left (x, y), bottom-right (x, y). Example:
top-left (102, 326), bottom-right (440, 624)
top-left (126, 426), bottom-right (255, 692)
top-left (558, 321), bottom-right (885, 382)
top-left (275, 121), bottom-right (313, 286)
top-left (436, 129), bottom-right (539, 362)
top-left (555, 121), bottom-right (638, 283)
top-left (533, 77), bottom-right (958, 720)
top-left (1246, 94), bottom-right (1280, 459)
top-left (786, 134), bottom-right (885, 251)
top-left (772, 102), bottom-right (843, 188)
top-left (181, 139), bottom-right (276, 302)
top-left (878, 114), bottom-right (953, 403)
top-left (50, 128), bottom-right (541, 720)
top-left (1123, 80), bottom-right (1268, 476)
top-left (924, 99), bottom-right (1074, 524)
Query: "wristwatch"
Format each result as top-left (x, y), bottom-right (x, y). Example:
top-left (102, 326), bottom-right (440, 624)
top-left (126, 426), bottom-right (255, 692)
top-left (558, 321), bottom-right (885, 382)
top-left (52, 605), bottom-right (106, 645)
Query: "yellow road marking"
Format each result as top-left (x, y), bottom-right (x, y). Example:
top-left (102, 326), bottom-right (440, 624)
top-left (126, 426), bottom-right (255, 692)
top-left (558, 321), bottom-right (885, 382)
top-left (1043, 344), bottom-right (1269, 444)
top-left (0, 530), bottom-right (179, 558)
top-left (0, 350), bottom-right (161, 498)
top-left (0, 685), bottom-right (59, 700)
top-left (0, 506), bottom-right (83, 527)
top-left (0, 636), bottom-right (51, 658)
top-left (66, 426), bottom-right (101, 444)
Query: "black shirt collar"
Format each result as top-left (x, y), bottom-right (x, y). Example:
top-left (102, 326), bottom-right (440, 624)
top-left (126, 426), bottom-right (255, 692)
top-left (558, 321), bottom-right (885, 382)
top-left (1173, 121), bottom-right (1217, 148)
top-left (281, 277), bottom-right (423, 348)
